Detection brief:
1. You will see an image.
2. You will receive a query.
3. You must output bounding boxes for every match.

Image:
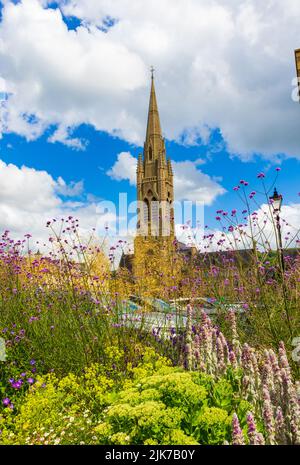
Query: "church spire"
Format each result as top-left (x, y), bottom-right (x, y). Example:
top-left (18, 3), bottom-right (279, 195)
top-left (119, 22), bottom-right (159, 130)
top-left (145, 69), bottom-right (164, 161)
top-left (135, 71), bottom-right (174, 240)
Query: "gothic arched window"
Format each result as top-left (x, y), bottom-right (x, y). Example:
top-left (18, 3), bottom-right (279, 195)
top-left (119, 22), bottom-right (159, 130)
top-left (149, 146), bottom-right (153, 161)
top-left (159, 200), bottom-right (171, 237)
top-left (151, 197), bottom-right (159, 236)
top-left (143, 198), bottom-right (149, 225)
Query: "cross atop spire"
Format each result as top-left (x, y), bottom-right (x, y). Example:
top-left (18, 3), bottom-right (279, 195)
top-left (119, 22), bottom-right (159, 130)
top-left (150, 65), bottom-right (155, 79)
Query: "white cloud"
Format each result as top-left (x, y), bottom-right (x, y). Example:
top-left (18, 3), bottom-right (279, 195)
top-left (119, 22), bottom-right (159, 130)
top-left (0, 76), bottom-right (7, 93)
top-left (0, 0), bottom-right (146, 145)
top-left (107, 151), bottom-right (225, 205)
top-left (0, 159), bottom-right (116, 244)
top-left (0, 0), bottom-right (300, 159)
top-left (113, 201), bottom-right (300, 256)
top-left (56, 176), bottom-right (84, 196)
top-left (174, 160), bottom-right (225, 204)
top-left (48, 125), bottom-right (88, 150)
top-left (106, 151), bottom-right (137, 186)
top-left (196, 202), bottom-right (300, 252)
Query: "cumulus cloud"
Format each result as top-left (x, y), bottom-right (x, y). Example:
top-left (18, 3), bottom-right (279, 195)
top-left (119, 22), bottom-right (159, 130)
top-left (174, 160), bottom-right (225, 204)
top-left (56, 176), bottom-right (84, 197)
top-left (106, 151), bottom-right (225, 205)
top-left (195, 202), bottom-right (300, 252)
top-left (115, 201), bottom-right (300, 255)
top-left (106, 151), bottom-right (137, 186)
top-left (0, 0), bottom-right (147, 144)
top-left (48, 125), bottom-right (88, 150)
top-left (0, 159), bottom-right (116, 244)
top-left (0, 0), bottom-right (299, 158)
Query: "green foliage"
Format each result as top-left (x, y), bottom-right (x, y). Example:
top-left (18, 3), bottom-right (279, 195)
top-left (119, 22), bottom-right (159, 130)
top-left (1, 214), bottom-right (298, 445)
top-left (0, 353), bottom-right (250, 445)
top-left (192, 407), bottom-right (231, 445)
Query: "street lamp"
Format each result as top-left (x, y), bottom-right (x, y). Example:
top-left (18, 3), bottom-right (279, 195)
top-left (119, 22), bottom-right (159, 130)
top-left (269, 188), bottom-right (284, 271)
top-left (270, 187), bottom-right (282, 212)
top-left (295, 49), bottom-right (300, 102)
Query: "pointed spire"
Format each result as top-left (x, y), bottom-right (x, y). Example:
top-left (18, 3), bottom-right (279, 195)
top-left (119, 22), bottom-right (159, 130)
top-left (167, 158), bottom-right (173, 175)
top-left (137, 153), bottom-right (143, 172)
top-left (145, 69), bottom-right (164, 160)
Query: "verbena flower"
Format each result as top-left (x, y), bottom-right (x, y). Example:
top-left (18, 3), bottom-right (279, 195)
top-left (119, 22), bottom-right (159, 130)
top-left (2, 397), bottom-right (11, 407)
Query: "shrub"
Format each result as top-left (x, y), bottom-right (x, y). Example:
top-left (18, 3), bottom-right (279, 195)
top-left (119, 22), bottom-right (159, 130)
top-left (0, 356), bottom-right (250, 445)
top-left (93, 367), bottom-right (249, 445)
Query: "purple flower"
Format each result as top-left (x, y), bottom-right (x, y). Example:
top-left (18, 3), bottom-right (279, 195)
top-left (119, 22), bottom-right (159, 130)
top-left (27, 378), bottom-right (34, 385)
top-left (12, 380), bottom-right (23, 389)
top-left (2, 398), bottom-right (11, 406)
top-left (232, 413), bottom-right (245, 445)
top-left (247, 413), bottom-right (266, 445)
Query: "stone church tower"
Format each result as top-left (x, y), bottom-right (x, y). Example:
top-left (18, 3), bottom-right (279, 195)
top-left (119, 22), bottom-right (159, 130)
top-left (120, 73), bottom-right (177, 274)
top-left (136, 73), bottom-right (175, 239)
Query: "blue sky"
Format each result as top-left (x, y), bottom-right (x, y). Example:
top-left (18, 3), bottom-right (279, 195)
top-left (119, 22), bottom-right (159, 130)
top-left (0, 0), bottom-right (299, 247)
top-left (1, 120), bottom-right (299, 233)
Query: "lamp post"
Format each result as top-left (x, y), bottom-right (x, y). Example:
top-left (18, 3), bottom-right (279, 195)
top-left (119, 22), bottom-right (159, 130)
top-left (295, 49), bottom-right (300, 102)
top-left (269, 188), bottom-right (284, 272)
